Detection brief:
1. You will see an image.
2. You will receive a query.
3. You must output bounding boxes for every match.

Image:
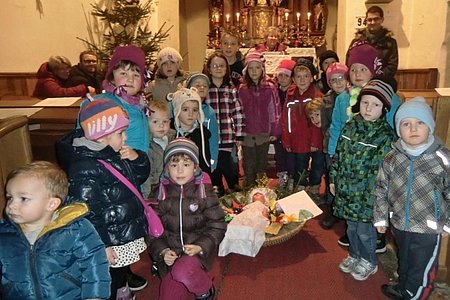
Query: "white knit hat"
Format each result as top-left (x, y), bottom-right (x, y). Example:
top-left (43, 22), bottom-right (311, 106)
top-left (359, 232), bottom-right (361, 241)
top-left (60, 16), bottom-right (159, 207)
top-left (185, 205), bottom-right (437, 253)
top-left (156, 47), bottom-right (183, 67)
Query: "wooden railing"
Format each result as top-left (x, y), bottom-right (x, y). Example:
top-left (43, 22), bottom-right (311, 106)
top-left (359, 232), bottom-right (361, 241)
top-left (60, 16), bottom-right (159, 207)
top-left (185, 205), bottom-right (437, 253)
top-left (0, 72), bottom-right (37, 99)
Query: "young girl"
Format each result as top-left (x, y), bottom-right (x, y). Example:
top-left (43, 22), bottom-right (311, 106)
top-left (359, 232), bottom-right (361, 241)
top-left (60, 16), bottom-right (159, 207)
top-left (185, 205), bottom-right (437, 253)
top-left (204, 51), bottom-right (245, 196)
top-left (57, 99), bottom-right (151, 299)
top-left (238, 51), bottom-right (280, 187)
top-left (149, 138), bottom-right (226, 300)
top-left (147, 47), bottom-right (185, 102)
top-left (330, 79), bottom-right (396, 281)
top-left (80, 44), bottom-right (150, 153)
top-left (168, 87), bottom-right (212, 175)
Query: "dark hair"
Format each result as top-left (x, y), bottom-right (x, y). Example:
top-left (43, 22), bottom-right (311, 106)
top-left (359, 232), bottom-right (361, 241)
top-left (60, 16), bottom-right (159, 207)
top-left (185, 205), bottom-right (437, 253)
top-left (107, 60), bottom-right (140, 83)
top-left (79, 50), bottom-right (98, 63)
top-left (366, 6), bottom-right (384, 18)
top-left (203, 51), bottom-right (231, 85)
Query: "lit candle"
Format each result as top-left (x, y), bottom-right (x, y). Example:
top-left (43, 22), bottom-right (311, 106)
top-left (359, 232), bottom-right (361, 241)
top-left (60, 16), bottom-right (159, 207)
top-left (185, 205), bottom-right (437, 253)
top-left (307, 12), bottom-right (311, 21)
top-left (226, 14), bottom-right (230, 23)
top-left (296, 12), bottom-right (300, 21)
top-left (214, 13), bottom-right (219, 23)
top-left (284, 12), bottom-right (289, 21)
top-left (236, 12), bottom-right (240, 21)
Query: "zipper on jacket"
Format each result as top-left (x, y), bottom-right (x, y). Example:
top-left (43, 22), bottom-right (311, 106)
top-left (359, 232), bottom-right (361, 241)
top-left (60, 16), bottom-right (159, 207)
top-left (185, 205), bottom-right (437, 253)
top-left (179, 185), bottom-right (185, 251)
top-left (29, 244), bottom-right (44, 300)
top-left (404, 159), bottom-right (415, 230)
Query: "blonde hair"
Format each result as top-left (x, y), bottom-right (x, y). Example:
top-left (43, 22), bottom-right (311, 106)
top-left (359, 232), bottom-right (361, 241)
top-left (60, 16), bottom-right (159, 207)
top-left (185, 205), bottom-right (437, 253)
top-left (7, 161), bottom-right (68, 202)
top-left (48, 56), bottom-right (71, 72)
top-left (264, 26), bottom-right (281, 39)
top-left (305, 98), bottom-right (324, 118)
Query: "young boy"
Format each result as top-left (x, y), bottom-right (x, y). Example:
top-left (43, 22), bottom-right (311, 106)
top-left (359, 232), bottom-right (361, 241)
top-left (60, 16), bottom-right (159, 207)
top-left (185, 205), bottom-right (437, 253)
top-left (142, 100), bottom-right (176, 198)
top-left (57, 99), bottom-right (150, 299)
top-left (280, 58), bottom-right (323, 189)
top-left (220, 31), bottom-right (244, 87)
top-left (185, 72), bottom-right (220, 172)
top-left (374, 97), bottom-right (450, 299)
top-left (274, 59), bottom-right (296, 178)
top-left (149, 138), bottom-right (226, 300)
top-left (168, 87), bottom-right (212, 175)
top-left (0, 161), bottom-right (111, 299)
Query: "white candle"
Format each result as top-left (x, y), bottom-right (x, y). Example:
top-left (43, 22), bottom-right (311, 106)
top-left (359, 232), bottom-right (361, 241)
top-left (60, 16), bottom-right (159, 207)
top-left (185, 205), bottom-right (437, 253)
top-left (307, 12), bottom-right (311, 21)
top-left (236, 12), bottom-right (240, 21)
top-left (284, 12), bottom-right (289, 21)
top-left (214, 13), bottom-right (219, 23)
top-left (296, 12), bottom-right (300, 21)
top-left (226, 14), bottom-right (230, 23)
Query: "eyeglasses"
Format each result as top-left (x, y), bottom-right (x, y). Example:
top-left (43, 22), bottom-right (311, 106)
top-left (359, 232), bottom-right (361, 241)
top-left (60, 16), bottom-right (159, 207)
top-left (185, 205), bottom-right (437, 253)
top-left (211, 64), bottom-right (227, 69)
top-left (330, 76), bottom-right (346, 84)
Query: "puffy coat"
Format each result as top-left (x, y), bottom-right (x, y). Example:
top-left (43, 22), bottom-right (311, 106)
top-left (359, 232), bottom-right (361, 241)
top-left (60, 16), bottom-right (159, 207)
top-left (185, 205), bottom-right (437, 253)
top-left (33, 62), bottom-right (88, 98)
top-left (66, 64), bottom-right (102, 94)
top-left (374, 139), bottom-right (450, 234)
top-left (0, 203), bottom-right (111, 300)
top-left (149, 176), bottom-right (226, 277)
top-left (56, 129), bottom-right (150, 247)
top-left (330, 114), bottom-right (395, 222)
top-left (280, 83), bottom-right (321, 153)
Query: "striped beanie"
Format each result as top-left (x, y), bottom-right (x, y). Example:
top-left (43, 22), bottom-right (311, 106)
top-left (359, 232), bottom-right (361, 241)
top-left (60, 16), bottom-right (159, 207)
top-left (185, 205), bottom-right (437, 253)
top-left (164, 137), bottom-right (200, 165)
top-left (243, 50), bottom-right (266, 76)
top-left (185, 72), bottom-right (210, 89)
top-left (357, 79), bottom-right (394, 110)
top-left (79, 99), bottom-right (129, 141)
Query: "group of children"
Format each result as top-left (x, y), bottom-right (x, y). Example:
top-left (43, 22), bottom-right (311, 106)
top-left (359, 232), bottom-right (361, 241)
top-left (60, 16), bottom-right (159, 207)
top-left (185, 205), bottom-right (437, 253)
top-left (0, 31), bottom-right (449, 300)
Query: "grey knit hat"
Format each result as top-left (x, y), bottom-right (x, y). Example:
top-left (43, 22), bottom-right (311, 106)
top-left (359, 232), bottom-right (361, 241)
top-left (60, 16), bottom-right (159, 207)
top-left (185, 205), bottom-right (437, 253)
top-left (164, 137), bottom-right (199, 165)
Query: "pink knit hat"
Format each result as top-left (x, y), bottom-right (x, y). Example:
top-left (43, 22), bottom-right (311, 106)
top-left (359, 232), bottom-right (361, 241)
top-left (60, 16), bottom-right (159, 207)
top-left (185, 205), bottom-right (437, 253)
top-left (105, 45), bottom-right (146, 89)
top-left (347, 41), bottom-right (383, 76)
top-left (326, 62), bottom-right (348, 86)
top-left (243, 50), bottom-right (266, 76)
top-left (276, 59), bottom-right (296, 77)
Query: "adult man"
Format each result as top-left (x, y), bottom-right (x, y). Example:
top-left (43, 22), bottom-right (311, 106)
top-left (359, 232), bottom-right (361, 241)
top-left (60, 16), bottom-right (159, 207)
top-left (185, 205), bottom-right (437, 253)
top-left (66, 50), bottom-right (102, 94)
top-left (346, 6), bottom-right (398, 81)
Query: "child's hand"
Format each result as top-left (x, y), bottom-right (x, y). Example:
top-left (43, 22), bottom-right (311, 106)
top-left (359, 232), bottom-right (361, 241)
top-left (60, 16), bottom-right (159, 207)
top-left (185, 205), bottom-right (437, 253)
top-left (120, 146), bottom-right (138, 161)
top-left (286, 147), bottom-right (292, 152)
top-left (376, 226), bottom-right (387, 234)
top-left (329, 183), bottom-right (335, 196)
top-left (163, 249), bottom-right (178, 266)
top-left (183, 244), bottom-right (203, 256)
top-left (269, 136), bottom-right (277, 142)
top-left (105, 247), bottom-right (118, 265)
top-left (310, 146), bottom-right (319, 152)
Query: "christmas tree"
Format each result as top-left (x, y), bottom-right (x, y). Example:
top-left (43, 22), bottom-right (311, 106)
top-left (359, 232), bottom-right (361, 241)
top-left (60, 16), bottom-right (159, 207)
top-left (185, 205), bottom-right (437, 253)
top-left (78, 0), bottom-right (171, 68)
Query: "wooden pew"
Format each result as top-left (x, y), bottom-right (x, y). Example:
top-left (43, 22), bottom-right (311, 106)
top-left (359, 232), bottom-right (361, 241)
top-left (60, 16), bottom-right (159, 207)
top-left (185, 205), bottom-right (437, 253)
top-left (0, 72), bottom-right (37, 99)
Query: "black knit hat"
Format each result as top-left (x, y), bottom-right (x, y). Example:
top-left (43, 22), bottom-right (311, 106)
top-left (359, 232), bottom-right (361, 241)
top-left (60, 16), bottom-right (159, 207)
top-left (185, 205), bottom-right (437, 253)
top-left (295, 58), bottom-right (318, 77)
top-left (318, 50), bottom-right (339, 71)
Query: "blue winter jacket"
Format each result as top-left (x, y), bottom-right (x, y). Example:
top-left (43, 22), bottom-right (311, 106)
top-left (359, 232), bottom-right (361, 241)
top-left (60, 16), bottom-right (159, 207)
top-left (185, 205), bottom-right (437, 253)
top-left (202, 103), bottom-right (219, 170)
top-left (0, 203), bottom-right (111, 300)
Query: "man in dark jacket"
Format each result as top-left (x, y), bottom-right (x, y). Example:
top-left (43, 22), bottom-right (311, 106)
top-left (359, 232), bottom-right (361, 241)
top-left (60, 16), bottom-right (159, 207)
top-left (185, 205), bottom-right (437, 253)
top-left (66, 50), bottom-right (103, 93)
top-left (346, 5), bottom-right (398, 81)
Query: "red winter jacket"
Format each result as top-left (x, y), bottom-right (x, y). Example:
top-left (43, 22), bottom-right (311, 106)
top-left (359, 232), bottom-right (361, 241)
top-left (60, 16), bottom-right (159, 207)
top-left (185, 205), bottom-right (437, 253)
top-left (33, 62), bottom-right (88, 98)
top-left (281, 83), bottom-right (322, 153)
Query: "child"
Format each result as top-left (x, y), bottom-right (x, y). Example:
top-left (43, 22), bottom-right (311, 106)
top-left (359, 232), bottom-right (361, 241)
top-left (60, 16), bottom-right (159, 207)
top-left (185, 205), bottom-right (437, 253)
top-left (304, 97), bottom-right (325, 203)
top-left (220, 31), bottom-right (245, 87)
top-left (147, 47), bottom-right (185, 102)
top-left (168, 87), bottom-right (212, 175)
top-left (185, 72), bottom-right (220, 172)
top-left (280, 58), bottom-right (322, 188)
top-left (317, 50), bottom-right (339, 94)
top-left (273, 59), bottom-right (296, 177)
top-left (57, 99), bottom-right (151, 299)
top-left (320, 62), bottom-right (349, 229)
top-left (0, 161), bottom-right (111, 299)
top-left (204, 51), bottom-right (245, 196)
top-left (142, 100), bottom-right (176, 198)
top-left (149, 138), bottom-right (226, 300)
top-left (374, 97), bottom-right (450, 299)
top-left (80, 44), bottom-right (150, 153)
top-left (330, 79), bottom-right (396, 281)
top-left (238, 51), bottom-right (280, 187)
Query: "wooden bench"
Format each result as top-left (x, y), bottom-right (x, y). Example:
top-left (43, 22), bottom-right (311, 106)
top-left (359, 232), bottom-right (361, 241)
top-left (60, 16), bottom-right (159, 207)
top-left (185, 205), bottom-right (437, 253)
top-left (0, 72), bottom-right (37, 100)
top-left (395, 68), bottom-right (438, 90)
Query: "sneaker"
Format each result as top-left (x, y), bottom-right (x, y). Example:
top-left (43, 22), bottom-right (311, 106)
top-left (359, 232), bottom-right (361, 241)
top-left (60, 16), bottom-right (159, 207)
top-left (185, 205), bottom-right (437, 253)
top-left (338, 234), bottom-right (350, 247)
top-left (339, 256), bottom-right (359, 273)
top-left (376, 233), bottom-right (387, 254)
top-left (126, 272), bottom-right (148, 292)
top-left (381, 284), bottom-right (404, 300)
top-left (196, 285), bottom-right (215, 300)
top-left (351, 258), bottom-right (378, 281)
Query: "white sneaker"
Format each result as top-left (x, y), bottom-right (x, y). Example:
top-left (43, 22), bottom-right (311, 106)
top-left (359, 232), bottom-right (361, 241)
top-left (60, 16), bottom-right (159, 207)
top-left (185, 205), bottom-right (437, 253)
top-left (350, 258), bottom-right (378, 281)
top-left (339, 256), bottom-right (359, 273)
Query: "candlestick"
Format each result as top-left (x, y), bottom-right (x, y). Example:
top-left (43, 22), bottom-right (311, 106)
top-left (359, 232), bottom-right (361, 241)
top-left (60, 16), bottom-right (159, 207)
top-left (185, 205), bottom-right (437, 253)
top-left (226, 14), bottom-right (230, 23)
top-left (296, 12), bottom-right (300, 22)
top-left (284, 12), bottom-right (289, 21)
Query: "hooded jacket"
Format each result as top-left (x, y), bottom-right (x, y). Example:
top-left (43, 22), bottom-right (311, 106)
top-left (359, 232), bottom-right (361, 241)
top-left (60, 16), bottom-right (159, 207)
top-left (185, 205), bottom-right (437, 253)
top-left (149, 175), bottom-right (226, 277)
top-left (56, 129), bottom-right (150, 247)
top-left (33, 62), bottom-right (88, 98)
top-left (374, 139), bottom-right (450, 234)
top-left (0, 203), bottom-right (111, 300)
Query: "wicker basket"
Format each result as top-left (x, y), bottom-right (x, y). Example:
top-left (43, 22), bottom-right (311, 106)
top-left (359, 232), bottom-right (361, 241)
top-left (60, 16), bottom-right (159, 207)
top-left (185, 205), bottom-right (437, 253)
top-left (263, 221), bottom-right (306, 247)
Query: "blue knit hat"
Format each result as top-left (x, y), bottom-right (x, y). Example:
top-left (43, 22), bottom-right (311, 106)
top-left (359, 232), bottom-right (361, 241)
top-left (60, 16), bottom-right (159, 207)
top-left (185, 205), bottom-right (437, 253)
top-left (395, 97), bottom-right (435, 136)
